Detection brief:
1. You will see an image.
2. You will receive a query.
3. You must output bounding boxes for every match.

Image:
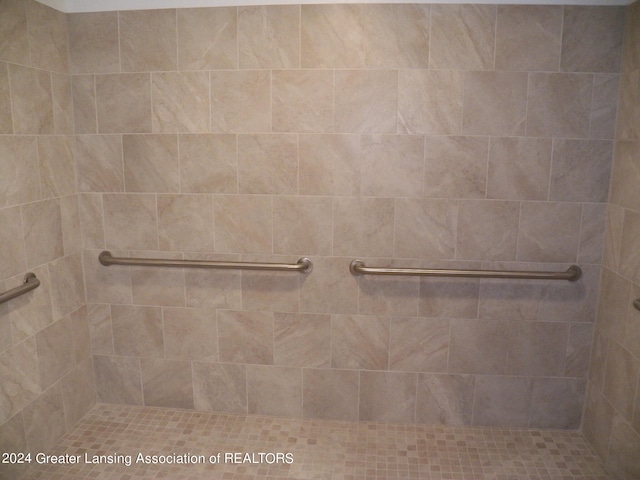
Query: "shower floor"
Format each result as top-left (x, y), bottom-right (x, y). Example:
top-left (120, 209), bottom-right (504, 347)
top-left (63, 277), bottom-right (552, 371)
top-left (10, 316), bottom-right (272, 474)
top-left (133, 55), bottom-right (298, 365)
top-left (17, 403), bottom-right (610, 480)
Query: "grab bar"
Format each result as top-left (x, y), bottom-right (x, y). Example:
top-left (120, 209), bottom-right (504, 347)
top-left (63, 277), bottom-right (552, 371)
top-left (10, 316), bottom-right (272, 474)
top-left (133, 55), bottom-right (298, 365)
top-left (0, 273), bottom-right (40, 305)
top-left (99, 251), bottom-right (312, 273)
top-left (349, 260), bottom-right (581, 282)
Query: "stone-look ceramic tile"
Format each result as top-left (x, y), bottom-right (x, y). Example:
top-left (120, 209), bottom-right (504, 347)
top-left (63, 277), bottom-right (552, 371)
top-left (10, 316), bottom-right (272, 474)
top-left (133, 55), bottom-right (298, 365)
top-left (607, 414), bottom-right (640, 480)
top-left (247, 365), bottom-right (302, 417)
top-left (302, 368), bottom-right (359, 421)
top-left (272, 70), bottom-right (334, 133)
top-left (517, 202), bottom-right (582, 263)
top-left (78, 194), bottom-right (105, 249)
top-left (495, 5), bottom-right (562, 71)
top-left (0, 337), bottom-right (39, 423)
top-left (26, 0), bottom-right (68, 73)
top-left (218, 310), bottom-right (273, 365)
top-left (163, 307), bottom-right (217, 362)
top-left (48, 253), bottom-right (84, 321)
top-left (526, 73), bottom-right (592, 138)
top-left (111, 305), bottom-right (164, 358)
top-left (423, 136), bottom-right (488, 199)
top-left (119, 9), bottom-right (177, 72)
top-left (616, 70), bottom-right (640, 141)
top-left (211, 70), bottom-right (271, 133)
top-left (333, 198), bottom-right (394, 258)
top-left (550, 139), bottom-right (613, 203)
top-left (398, 70), bottom-right (462, 135)
top-left (152, 72), bottom-right (210, 133)
top-left (603, 204), bottom-right (623, 272)
top-left (583, 386), bottom-right (615, 461)
top-left (131, 265), bottom-right (186, 308)
top-left (591, 74), bottom-right (620, 140)
top-left (214, 195), bottom-right (272, 254)
top-left (22, 383), bottom-right (66, 455)
top-left (506, 322), bottom-right (569, 376)
top-left (103, 194), bottom-right (158, 251)
top-left (274, 313), bottom-right (331, 368)
top-left (87, 304), bottom-right (112, 355)
top-left (416, 374), bottom-right (474, 425)
top-left (9, 64), bottom-right (53, 134)
top-left (75, 135), bottom-right (124, 193)
top-left (597, 269), bottom-right (630, 344)
top-left (157, 194), bottom-right (214, 252)
top-left (363, 4), bottom-right (429, 68)
top-left (418, 261), bottom-right (480, 319)
top-left (334, 70), bottom-right (397, 134)
top-left (299, 257), bottom-right (358, 315)
top-left (273, 196), bottom-right (332, 256)
top-left (449, 319), bottom-right (508, 375)
top-left (0, 412), bottom-right (27, 480)
top-left (193, 362), bottom-right (247, 414)
top-left (37, 136), bottom-right (76, 198)
top-left (566, 323), bottom-right (594, 378)
top-left (430, 4), bottom-right (496, 70)
top-left (141, 357), bottom-right (194, 409)
top-left (0, 64), bottom-right (11, 134)
top-left (177, 7), bottom-right (237, 70)
top-left (389, 317), bottom-right (449, 372)
top-left (331, 315), bottom-right (389, 370)
top-left (179, 134), bottom-right (237, 194)
top-left (0, 0), bottom-right (29, 65)
top-left (8, 266), bottom-right (52, 344)
top-left (487, 137), bottom-right (551, 201)
top-left (462, 71), bottom-right (527, 136)
top-left (68, 12), bottom-right (120, 74)
top-left (456, 201), bottom-right (519, 261)
top-left (36, 316), bottom-right (75, 390)
top-left (610, 141), bottom-right (640, 211)
top-left (69, 306), bottom-right (90, 364)
top-left (603, 340), bottom-right (640, 422)
top-left (62, 358), bottom-right (95, 429)
top-left (96, 73), bottom-right (151, 133)
top-left (360, 135), bottom-right (424, 197)
top-left (301, 4), bottom-right (364, 68)
top-left (299, 134), bottom-right (361, 196)
top-left (530, 378), bottom-right (585, 429)
top-left (477, 275), bottom-right (545, 323)
top-left (561, 6), bottom-right (625, 73)
top-left (472, 376), bottom-right (533, 428)
top-left (184, 253), bottom-right (242, 309)
top-left (71, 75), bottom-right (97, 134)
top-left (359, 371), bottom-right (416, 423)
top-left (237, 134), bottom-right (298, 194)
top-left (625, 285), bottom-right (640, 361)
top-left (123, 134), bottom-right (179, 193)
top-left (241, 258), bottom-right (300, 313)
top-left (394, 199), bottom-right (457, 260)
top-left (357, 259), bottom-right (420, 316)
top-left (0, 136), bottom-right (39, 208)
top-left (238, 5), bottom-right (300, 69)
top-left (0, 207), bottom-right (26, 280)
top-left (578, 204), bottom-right (607, 264)
top-left (22, 199), bottom-right (63, 268)
top-left (51, 73), bottom-right (74, 135)
top-left (83, 250), bottom-right (132, 305)
top-left (93, 354), bottom-right (143, 405)
top-left (622, 1), bottom-right (640, 73)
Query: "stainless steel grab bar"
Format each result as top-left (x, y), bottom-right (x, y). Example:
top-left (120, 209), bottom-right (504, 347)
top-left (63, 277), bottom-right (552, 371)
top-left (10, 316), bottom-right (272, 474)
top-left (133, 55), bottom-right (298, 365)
top-left (99, 251), bottom-right (312, 273)
top-left (349, 260), bottom-right (581, 281)
top-left (0, 273), bottom-right (40, 305)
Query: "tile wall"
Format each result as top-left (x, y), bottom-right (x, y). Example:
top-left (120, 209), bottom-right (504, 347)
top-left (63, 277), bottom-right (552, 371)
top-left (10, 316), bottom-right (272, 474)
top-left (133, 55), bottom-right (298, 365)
top-left (583, 1), bottom-right (640, 479)
top-left (0, 1), bottom-right (94, 478)
top-left (71, 4), bottom-right (625, 429)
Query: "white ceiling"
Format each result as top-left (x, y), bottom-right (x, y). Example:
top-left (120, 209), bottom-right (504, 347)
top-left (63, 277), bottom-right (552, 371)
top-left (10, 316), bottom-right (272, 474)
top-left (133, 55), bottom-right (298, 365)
top-left (37, 0), bottom-right (634, 14)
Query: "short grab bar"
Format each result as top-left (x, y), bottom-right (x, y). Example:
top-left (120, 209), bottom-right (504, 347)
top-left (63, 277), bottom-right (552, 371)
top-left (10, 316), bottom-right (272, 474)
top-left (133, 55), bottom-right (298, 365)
top-left (0, 273), bottom-right (40, 305)
top-left (349, 260), bottom-right (581, 282)
top-left (99, 251), bottom-right (312, 273)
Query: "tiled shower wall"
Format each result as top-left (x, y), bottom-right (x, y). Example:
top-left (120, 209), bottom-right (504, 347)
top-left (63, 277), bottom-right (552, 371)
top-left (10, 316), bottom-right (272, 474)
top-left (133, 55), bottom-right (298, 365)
top-left (583, 1), bottom-right (640, 479)
top-left (71, 4), bottom-right (625, 429)
top-left (0, 1), bottom-right (93, 478)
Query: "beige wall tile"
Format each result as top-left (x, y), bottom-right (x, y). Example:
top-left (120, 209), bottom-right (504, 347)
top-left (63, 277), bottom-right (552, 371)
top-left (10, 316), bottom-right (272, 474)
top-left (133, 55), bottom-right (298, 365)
top-left (87, 304), bottom-right (113, 355)
top-left (505, 322), bottom-right (569, 376)
top-left (47, 252), bottom-right (84, 321)
top-left (140, 357), bottom-right (193, 409)
top-left (241, 262), bottom-right (300, 313)
top-left (184, 253), bottom-right (242, 309)
top-left (473, 376), bottom-right (533, 427)
top-left (152, 72), bottom-right (210, 133)
top-left (614, 71), bottom-right (640, 141)
top-left (603, 341), bottom-right (640, 422)
top-left (76, 135), bottom-right (124, 193)
top-left (8, 266), bottom-right (53, 344)
top-left (38, 136), bottom-right (76, 198)
top-left (247, 365), bottom-right (302, 417)
top-left (179, 134), bottom-right (237, 194)
top-left (416, 374), bottom-right (474, 426)
top-left (163, 307), bottom-right (217, 362)
top-left (530, 378), bottom-right (585, 429)
top-left (238, 6), bottom-right (300, 69)
top-left (449, 319), bottom-right (508, 375)
top-left (0, 207), bottom-right (26, 280)
top-left (51, 73), bottom-right (74, 134)
top-left (607, 414), bottom-right (640, 480)
top-left (610, 141), bottom-right (640, 211)
top-left (0, 136), bottom-right (39, 208)
top-left (61, 358), bottom-right (96, 429)
top-left (36, 316), bottom-right (75, 389)
top-left (418, 265), bottom-right (480, 319)
top-left (302, 368), bottom-right (358, 421)
top-left (193, 362), bottom-right (247, 414)
top-left (96, 73), bottom-right (151, 133)
top-left (26, 1), bottom-right (68, 73)
top-left (301, 4), bottom-right (364, 68)
top-left (299, 257), bottom-right (358, 315)
top-left (0, 0), bottom-right (29, 65)
top-left (93, 354), bottom-right (143, 405)
top-left (68, 12), bottom-right (120, 74)
top-left (273, 196), bottom-right (332, 256)
top-left (214, 195), bottom-right (272, 254)
top-left (22, 383), bottom-right (66, 454)
top-left (78, 194), bottom-right (105, 249)
top-left (103, 194), bottom-right (158, 250)
top-left (273, 313), bottom-right (330, 368)
top-left (9, 64), bottom-right (53, 134)
top-left (333, 197), bottom-right (394, 258)
top-left (71, 75), bottom-right (97, 134)
top-left (218, 310), bottom-right (273, 364)
top-left (359, 370), bottom-right (416, 423)
top-left (566, 323), bottom-right (595, 378)
top-left (22, 199), bottom-right (63, 268)
top-left (83, 249), bottom-right (132, 305)
top-left (120, 9), bottom-right (177, 72)
top-left (0, 338), bottom-right (40, 423)
top-left (389, 317), bottom-right (449, 373)
top-left (331, 315), bottom-right (389, 370)
top-left (591, 74), bottom-right (620, 139)
top-left (237, 134), bottom-right (298, 194)
top-left (157, 194), bottom-right (213, 252)
top-left (111, 305), bottom-right (163, 358)
top-left (357, 261), bottom-right (420, 316)
top-left (123, 134), bottom-right (179, 193)
top-left (0, 63), bottom-right (11, 134)
top-left (177, 7), bottom-right (236, 70)
top-left (131, 265), bottom-right (186, 307)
